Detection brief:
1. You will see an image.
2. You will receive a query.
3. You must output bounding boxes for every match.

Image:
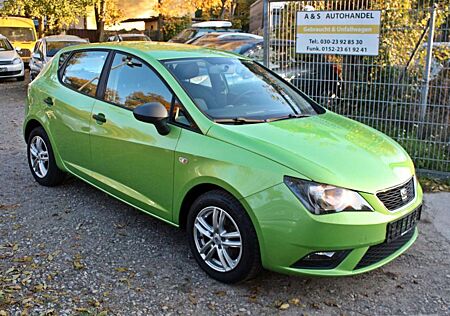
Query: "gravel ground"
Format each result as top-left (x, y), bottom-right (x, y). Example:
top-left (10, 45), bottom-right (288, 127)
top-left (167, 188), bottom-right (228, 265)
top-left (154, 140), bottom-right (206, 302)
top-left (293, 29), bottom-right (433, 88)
top-left (1, 73), bottom-right (450, 316)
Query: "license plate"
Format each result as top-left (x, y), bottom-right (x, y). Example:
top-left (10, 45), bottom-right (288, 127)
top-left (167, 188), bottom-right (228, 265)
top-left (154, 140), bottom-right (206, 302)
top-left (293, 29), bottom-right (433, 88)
top-left (386, 205), bottom-right (421, 243)
top-left (0, 67), bottom-right (6, 72)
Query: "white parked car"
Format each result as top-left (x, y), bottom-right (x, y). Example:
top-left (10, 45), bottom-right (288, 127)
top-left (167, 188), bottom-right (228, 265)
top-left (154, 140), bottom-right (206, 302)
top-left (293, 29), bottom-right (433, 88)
top-left (169, 21), bottom-right (238, 43)
top-left (30, 35), bottom-right (88, 80)
top-left (0, 34), bottom-right (25, 81)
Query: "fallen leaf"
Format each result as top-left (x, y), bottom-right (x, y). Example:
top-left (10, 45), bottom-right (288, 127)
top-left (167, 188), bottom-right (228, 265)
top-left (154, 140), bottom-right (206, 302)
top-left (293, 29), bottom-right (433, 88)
top-left (0, 203), bottom-right (20, 210)
top-left (279, 303), bottom-right (290, 310)
top-left (13, 256), bottom-right (32, 263)
top-left (73, 257), bottom-right (85, 270)
top-left (188, 294), bottom-right (198, 305)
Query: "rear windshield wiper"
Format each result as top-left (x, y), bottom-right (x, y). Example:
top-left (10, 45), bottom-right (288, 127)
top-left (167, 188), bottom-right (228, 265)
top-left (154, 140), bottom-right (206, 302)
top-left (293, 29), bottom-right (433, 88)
top-left (214, 117), bottom-right (267, 124)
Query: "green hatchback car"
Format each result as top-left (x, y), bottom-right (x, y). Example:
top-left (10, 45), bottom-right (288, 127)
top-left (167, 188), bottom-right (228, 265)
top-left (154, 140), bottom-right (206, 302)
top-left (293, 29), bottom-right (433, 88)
top-left (24, 42), bottom-right (422, 283)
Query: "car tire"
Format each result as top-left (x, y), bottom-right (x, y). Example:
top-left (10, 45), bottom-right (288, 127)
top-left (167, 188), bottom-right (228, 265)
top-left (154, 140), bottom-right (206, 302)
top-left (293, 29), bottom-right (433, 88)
top-left (17, 75), bottom-right (25, 82)
top-left (27, 126), bottom-right (65, 186)
top-left (187, 190), bottom-right (262, 283)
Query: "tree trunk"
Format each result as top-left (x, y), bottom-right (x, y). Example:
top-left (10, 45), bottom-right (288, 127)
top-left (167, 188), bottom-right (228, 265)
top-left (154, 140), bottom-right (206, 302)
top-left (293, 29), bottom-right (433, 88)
top-left (94, 0), bottom-right (106, 42)
top-left (219, 0), bottom-right (227, 19)
top-left (37, 16), bottom-right (45, 38)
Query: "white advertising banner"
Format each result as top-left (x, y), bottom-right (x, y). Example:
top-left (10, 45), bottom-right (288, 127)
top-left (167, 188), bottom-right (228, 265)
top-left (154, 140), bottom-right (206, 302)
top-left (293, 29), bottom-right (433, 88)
top-left (296, 10), bottom-right (381, 56)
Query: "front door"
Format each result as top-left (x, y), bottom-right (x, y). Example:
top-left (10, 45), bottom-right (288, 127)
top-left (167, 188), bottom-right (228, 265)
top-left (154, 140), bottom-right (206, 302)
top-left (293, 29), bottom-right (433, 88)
top-left (89, 52), bottom-right (181, 220)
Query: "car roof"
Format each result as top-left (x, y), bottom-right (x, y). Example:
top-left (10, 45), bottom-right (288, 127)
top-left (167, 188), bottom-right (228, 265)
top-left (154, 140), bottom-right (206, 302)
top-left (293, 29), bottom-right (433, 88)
top-left (215, 32), bottom-right (262, 40)
top-left (44, 35), bottom-right (87, 42)
top-left (60, 42), bottom-right (246, 61)
top-left (120, 34), bottom-right (147, 37)
top-left (191, 21), bottom-right (232, 28)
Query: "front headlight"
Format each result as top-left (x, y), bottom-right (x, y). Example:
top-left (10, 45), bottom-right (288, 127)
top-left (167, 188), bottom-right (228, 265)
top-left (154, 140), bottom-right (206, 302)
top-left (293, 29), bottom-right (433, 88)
top-left (12, 58), bottom-right (22, 65)
top-left (284, 176), bottom-right (373, 215)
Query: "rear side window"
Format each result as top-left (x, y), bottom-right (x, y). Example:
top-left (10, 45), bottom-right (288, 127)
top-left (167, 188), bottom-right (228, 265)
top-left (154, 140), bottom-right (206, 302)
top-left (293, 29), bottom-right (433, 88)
top-left (61, 50), bottom-right (108, 97)
top-left (104, 52), bottom-right (173, 110)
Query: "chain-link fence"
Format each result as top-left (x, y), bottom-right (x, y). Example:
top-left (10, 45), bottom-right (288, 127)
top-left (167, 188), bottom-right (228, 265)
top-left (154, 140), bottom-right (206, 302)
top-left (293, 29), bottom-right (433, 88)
top-left (264, 0), bottom-right (450, 177)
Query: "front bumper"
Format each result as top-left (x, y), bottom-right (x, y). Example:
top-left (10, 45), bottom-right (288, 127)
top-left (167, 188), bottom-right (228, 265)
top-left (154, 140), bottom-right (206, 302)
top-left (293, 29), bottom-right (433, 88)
top-left (0, 63), bottom-right (25, 78)
top-left (244, 181), bottom-right (423, 276)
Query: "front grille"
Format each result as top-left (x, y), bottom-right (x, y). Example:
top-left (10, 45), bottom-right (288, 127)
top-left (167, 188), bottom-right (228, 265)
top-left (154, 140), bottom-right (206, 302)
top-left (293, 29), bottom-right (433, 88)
top-left (354, 228), bottom-right (415, 270)
top-left (18, 49), bottom-right (31, 57)
top-left (376, 178), bottom-right (415, 211)
top-left (387, 205), bottom-right (421, 242)
top-left (0, 60), bottom-right (13, 65)
top-left (0, 70), bottom-right (21, 77)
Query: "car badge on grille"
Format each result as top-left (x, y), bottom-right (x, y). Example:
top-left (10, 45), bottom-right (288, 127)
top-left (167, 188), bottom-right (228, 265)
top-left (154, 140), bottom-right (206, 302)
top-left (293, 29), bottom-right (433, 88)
top-left (400, 188), bottom-right (408, 201)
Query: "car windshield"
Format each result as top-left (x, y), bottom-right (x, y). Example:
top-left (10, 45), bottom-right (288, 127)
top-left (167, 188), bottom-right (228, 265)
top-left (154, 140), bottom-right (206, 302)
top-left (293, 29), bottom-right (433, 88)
top-left (121, 35), bottom-right (150, 41)
top-left (0, 27), bottom-right (35, 42)
top-left (163, 57), bottom-right (319, 122)
top-left (172, 29), bottom-right (197, 42)
top-left (0, 38), bottom-right (13, 51)
top-left (46, 41), bottom-right (85, 57)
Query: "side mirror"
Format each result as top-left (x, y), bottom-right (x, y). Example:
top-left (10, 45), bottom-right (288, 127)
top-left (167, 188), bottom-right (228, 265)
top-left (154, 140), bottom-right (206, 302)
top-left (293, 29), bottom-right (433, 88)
top-left (133, 102), bottom-right (170, 135)
top-left (15, 47), bottom-right (22, 52)
top-left (32, 52), bottom-right (42, 61)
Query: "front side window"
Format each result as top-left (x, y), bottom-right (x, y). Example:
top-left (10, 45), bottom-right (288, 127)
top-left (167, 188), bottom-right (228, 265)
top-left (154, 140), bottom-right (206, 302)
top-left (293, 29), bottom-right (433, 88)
top-left (61, 50), bottom-right (108, 97)
top-left (104, 53), bottom-right (173, 111)
top-left (163, 57), bottom-right (320, 122)
top-left (0, 38), bottom-right (13, 51)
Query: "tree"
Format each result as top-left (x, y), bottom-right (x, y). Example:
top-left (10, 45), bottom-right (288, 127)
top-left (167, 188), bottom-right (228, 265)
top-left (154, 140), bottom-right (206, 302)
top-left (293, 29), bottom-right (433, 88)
top-left (156, 0), bottom-right (232, 20)
top-left (93, 0), bottom-right (122, 42)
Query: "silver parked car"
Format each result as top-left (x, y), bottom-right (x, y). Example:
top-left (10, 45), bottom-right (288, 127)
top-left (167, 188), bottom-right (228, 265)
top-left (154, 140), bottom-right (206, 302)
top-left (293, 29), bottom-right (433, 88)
top-left (0, 34), bottom-right (25, 81)
top-left (107, 34), bottom-right (151, 42)
top-left (30, 35), bottom-right (88, 80)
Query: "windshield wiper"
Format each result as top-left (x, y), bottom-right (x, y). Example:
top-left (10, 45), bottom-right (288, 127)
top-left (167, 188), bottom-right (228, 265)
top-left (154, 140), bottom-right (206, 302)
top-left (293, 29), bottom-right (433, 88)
top-left (266, 113), bottom-right (311, 122)
top-left (214, 114), bottom-right (311, 125)
top-left (214, 117), bottom-right (267, 124)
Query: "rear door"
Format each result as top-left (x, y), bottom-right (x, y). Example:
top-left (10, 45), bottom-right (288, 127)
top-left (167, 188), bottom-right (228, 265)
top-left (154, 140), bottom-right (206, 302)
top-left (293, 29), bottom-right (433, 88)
top-left (88, 51), bottom-right (184, 220)
top-left (48, 49), bottom-right (109, 176)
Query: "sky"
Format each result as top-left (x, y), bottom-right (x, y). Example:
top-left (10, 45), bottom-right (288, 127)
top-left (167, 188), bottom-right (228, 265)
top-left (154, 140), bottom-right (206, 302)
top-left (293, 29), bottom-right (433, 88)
top-left (117, 0), bottom-right (158, 19)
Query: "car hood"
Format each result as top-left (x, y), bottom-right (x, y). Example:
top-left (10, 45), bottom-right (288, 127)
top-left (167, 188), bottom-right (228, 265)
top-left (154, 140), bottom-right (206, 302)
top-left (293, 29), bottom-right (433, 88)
top-left (0, 50), bottom-right (17, 61)
top-left (207, 111), bottom-right (415, 193)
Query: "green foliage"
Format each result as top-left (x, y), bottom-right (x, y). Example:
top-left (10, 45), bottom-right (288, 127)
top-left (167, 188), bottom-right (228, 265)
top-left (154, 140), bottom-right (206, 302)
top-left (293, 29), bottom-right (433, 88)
top-left (162, 16), bottom-right (191, 41)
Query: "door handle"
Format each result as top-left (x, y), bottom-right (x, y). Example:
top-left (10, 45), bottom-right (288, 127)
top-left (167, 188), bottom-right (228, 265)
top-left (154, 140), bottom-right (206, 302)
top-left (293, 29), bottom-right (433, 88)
top-left (43, 97), bottom-right (53, 106)
top-left (92, 113), bottom-right (107, 123)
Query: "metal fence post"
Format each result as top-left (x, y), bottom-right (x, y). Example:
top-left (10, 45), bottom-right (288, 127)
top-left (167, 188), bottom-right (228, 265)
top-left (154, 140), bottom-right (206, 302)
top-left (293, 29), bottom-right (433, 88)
top-left (263, 0), bottom-right (270, 67)
top-left (419, 5), bottom-right (437, 128)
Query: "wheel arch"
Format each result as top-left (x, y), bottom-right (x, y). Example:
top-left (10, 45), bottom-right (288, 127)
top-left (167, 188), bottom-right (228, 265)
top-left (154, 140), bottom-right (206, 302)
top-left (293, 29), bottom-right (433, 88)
top-left (24, 119), bottom-right (43, 143)
top-left (177, 183), bottom-right (231, 230)
top-left (176, 179), bottom-right (267, 268)
top-left (23, 118), bottom-right (66, 172)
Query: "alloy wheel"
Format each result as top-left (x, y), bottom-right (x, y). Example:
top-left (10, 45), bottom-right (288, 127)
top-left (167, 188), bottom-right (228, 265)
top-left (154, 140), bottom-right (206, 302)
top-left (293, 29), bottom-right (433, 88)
top-left (29, 135), bottom-right (49, 178)
top-left (193, 206), bottom-right (242, 272)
